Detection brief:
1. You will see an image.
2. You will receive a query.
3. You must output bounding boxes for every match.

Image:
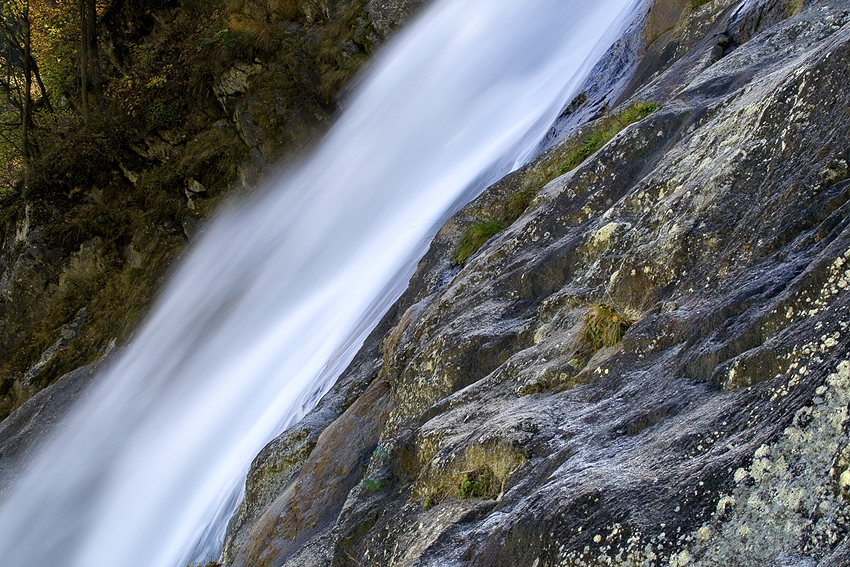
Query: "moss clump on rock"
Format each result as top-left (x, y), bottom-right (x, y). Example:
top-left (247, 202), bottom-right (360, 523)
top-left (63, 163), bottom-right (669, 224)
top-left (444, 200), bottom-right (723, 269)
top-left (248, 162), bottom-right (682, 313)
top-left (456, 466), bottom-right (498, 500)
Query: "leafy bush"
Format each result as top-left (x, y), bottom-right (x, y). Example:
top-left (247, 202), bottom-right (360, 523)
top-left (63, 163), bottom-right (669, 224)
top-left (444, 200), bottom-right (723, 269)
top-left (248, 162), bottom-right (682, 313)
top-left (454, 220), bottom-right (507, 265)
top-left (363, 477), bottom-right (382, 491)
top-left (144, 100), bottom-right (183, 131)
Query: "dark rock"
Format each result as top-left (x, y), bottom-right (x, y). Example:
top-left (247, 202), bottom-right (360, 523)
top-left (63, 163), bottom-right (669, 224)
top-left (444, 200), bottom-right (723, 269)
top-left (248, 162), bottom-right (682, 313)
top-left (365, 0), bottom-right (430, 41)
top-left (235, 98), bottom-right (266, 150)
top-left (0, 353), bottom-right (114, 496)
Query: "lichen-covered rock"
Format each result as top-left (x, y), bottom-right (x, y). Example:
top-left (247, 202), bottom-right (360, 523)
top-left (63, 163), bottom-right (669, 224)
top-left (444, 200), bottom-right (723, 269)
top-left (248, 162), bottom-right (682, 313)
top-left (365, 0), bottom-right (429, 40)
top-left (223, 0), bottom-right (850, 565)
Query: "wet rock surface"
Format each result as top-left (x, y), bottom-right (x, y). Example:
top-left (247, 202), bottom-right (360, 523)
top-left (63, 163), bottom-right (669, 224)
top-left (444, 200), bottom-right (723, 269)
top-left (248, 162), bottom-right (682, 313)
top-left (0, 353), bottom-right (114, 497)
top-left (224, 0), bottom-right (850, 565)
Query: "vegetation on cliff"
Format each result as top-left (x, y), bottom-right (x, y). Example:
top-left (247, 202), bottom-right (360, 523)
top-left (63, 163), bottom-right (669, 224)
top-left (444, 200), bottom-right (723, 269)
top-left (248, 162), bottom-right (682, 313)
top-left (451, 100), bottom-right (658, 266)
top-left (0, 0), bottom-right (378, 419)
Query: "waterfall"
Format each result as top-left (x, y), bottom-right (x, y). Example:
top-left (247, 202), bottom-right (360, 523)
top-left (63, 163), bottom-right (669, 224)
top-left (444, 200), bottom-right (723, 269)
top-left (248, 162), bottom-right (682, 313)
top-left (0, 0), bottom-right (641, 565)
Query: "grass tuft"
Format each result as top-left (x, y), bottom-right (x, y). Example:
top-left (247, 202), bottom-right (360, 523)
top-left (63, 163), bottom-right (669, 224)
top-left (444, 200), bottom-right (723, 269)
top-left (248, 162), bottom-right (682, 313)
top-left (579, 303), bottom-right (635, 352)
top-left (559, 101), bottom-right (657, 175)
top-left (505, 186), bottom-right (538, 221)
top-left (454, 220), bottom-right (506, 265)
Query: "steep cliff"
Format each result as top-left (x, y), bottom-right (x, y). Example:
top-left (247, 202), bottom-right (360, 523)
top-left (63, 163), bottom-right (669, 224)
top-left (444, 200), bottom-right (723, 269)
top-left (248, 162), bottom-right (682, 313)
top-left (222, 0), bottom-right (850, 565)
top-left (3, 0), bottom-right (850, 565)
top-left (0, 0), bottom-right (424, 497)
top-left (0, 0), bottom-right (424, 422)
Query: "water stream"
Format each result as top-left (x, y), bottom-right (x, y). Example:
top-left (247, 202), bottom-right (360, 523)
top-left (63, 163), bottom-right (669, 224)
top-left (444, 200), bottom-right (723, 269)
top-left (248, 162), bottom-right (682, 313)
top-left (0, 0), bottom-right (641, 565)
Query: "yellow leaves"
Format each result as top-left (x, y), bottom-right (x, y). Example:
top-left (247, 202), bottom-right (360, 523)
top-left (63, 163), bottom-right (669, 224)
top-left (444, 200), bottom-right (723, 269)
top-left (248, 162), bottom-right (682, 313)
top-left (145, 73), bottom-right (168, 90)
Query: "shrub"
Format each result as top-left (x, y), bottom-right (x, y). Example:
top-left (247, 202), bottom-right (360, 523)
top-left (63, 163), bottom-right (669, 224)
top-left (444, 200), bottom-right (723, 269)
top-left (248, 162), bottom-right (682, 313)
top-left (198, 28), bottom-right (237, 50)
top-left (363, 477), bottom-right (382, 491)
top-left (144, 100), bottom-right (183, 131)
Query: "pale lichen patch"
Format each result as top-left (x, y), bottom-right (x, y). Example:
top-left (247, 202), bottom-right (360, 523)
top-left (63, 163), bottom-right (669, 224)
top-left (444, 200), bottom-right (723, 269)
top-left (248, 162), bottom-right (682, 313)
top-left (686, 359), bottom-right (850, 564)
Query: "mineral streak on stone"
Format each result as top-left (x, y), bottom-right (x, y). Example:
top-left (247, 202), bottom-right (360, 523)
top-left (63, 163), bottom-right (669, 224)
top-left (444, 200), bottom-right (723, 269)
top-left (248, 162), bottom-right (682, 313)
top-left (222, 0), bottom-right (850, 565)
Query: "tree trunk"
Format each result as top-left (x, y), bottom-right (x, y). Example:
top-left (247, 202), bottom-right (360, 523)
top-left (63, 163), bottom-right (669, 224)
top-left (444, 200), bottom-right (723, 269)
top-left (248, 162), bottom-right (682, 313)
top-left (78, 0), bottom-right (101, 118)
top-left (85, 0), bottom-right (101, 99)
top-left (20, 0), bottom-right (32, 184)
top-left (78, 0), bottom-right (89, 121)
top-left (30, 55), bottom-right (52, 113)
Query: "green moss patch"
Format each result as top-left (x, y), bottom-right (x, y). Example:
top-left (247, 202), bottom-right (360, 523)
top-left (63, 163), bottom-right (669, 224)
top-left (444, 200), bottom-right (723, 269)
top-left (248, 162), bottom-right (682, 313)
top-left (456, 466), bottom-right (498, 500)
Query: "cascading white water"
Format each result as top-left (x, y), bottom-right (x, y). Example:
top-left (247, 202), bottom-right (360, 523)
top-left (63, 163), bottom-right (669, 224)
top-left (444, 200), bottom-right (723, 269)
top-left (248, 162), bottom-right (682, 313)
top-left (0, 0), bottom-right (641, 565)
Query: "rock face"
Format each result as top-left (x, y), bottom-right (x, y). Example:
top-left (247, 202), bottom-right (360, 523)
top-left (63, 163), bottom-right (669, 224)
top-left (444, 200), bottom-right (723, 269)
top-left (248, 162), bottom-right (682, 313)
top-left (0, 354), bottom-right (112, 496)
top-left (365, 0), bottom-right (429, 39)
top-left (223, 0), bottom-right (850, 565)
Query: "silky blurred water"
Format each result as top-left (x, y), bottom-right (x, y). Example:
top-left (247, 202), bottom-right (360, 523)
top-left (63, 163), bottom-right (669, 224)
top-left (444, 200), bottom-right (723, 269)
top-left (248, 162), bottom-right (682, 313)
top-left (0, 0), bottom-right (640, 565)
